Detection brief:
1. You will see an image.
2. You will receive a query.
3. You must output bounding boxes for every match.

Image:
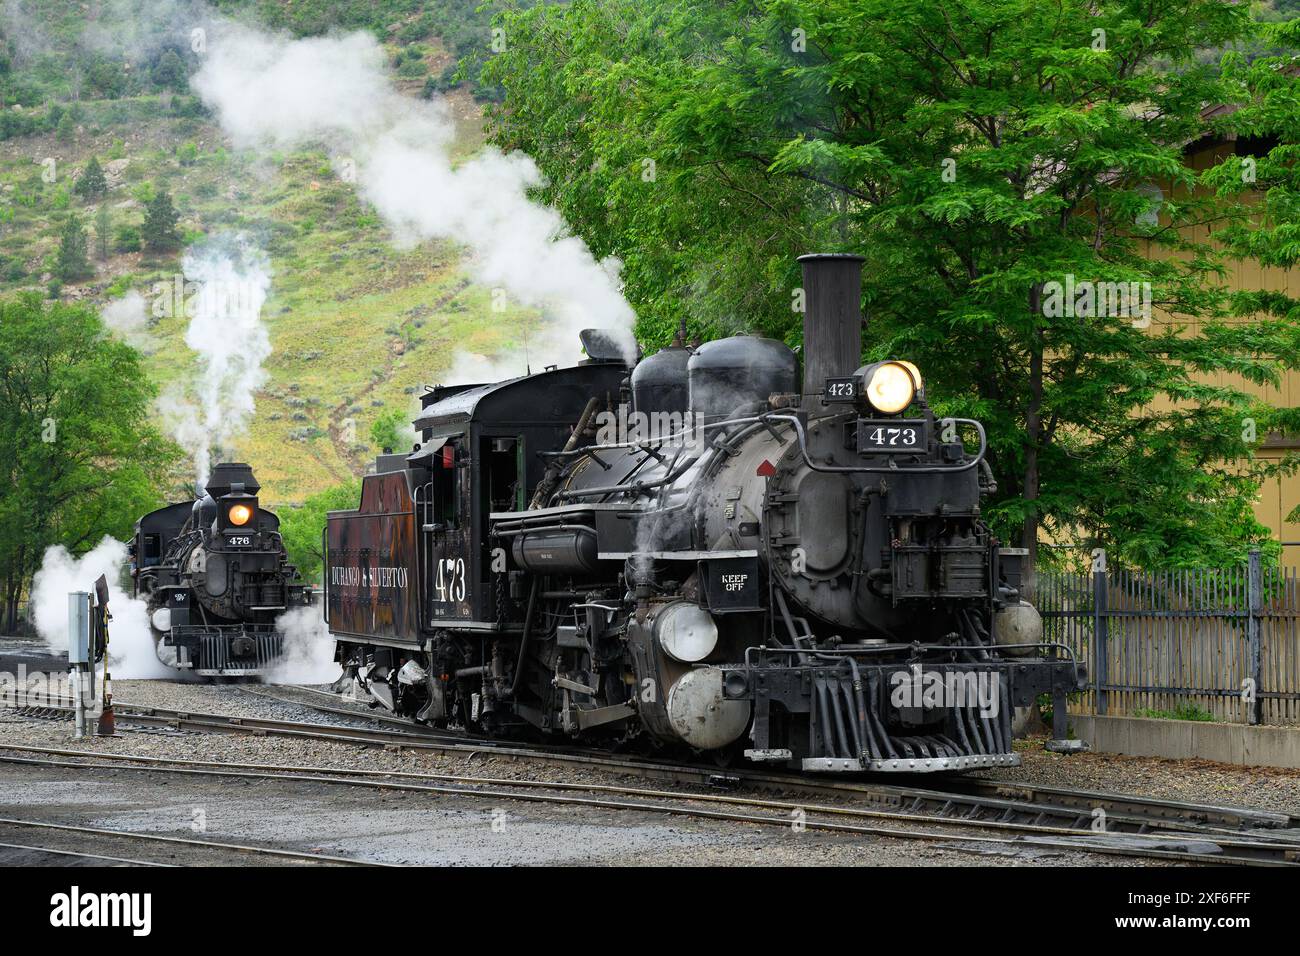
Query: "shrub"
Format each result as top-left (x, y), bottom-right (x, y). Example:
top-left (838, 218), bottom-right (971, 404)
top-left (114, 224), bottom-right (142, 252)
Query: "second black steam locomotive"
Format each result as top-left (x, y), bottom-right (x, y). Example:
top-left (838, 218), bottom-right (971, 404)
top-left (325, 253), bottom-right (1085, 773)
top-left (130, 462), bottom-right (312, 677)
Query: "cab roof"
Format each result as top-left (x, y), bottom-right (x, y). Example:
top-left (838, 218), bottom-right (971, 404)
top-left (413, 362), bottom-right (627, 435)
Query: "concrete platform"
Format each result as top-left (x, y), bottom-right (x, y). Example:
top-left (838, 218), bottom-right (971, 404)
top-left (1071, 715), bottom-right (1300, 769)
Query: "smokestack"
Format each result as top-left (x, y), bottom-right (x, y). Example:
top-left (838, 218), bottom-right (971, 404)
top-left (798, 253), bottom-right (865, 407)
top-left (204, 462), bottom-right (260, 499)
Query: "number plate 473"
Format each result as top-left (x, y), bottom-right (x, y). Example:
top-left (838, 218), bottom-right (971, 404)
top-left (857, 419), bottom-right (927, 454)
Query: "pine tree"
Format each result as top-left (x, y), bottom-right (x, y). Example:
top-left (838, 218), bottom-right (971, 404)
top-left (94, 203), bottom-right (111, 261)
top-left (55, 217), bottom-right (92, 282)
top-left (74, 155), bottom-right (107, 199)
top-left (151, 49), bottom-right (186, 91)
top-left (142, 190), bottom-right (180, 251)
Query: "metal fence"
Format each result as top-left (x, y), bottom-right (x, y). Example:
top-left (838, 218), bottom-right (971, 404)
top-left (1038, 551), bottom-right (1300, 726)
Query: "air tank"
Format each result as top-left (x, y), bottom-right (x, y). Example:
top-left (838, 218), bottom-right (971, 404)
top-left (631, 342), bottom-right (691, 416)
top-left (687, 334), bottom-right (798, 421)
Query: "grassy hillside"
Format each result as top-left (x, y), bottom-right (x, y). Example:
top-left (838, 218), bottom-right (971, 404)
top-left (0, 3), bottom-right (539, 506)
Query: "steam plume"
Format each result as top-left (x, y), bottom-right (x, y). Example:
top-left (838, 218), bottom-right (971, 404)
top-left (156, 234), bottom-right (272, 488)
top-left (190, 23), bottom-right (637, 373)
top-left (100, 290), bottom-right (152, 351)
top-left (268, 604), bottom-right (341, 684)
top-left (30, 537), bottom-right (172, 679)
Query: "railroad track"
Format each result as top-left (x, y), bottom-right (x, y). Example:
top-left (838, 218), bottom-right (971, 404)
top-left (1, 740), bottom-right (1298, 866)
top-left (238, 687), bottom-right (1300, 839)
top-left (0, 840), bottom-right (171, 867)
top-left (0, 815), bottom-right (388, 866)
top-left (6, 692), bottom-right (1299, 865)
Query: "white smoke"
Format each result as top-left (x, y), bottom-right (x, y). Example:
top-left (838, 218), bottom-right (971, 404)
top-left (190, 23), bottom-right (637, 373)
top-left (155, 234), bottom-right (272, 488)
top-left (30, 537), bottom-right (172, 679)
top-left (268, 604), bottom-right (340, 685)
top-left (78, 0), bottom-right (211, 61)
top-left (100, 290), bottom-right (152, 351)
top-left (1, 0), bottom-right (52, 65)
top-left (441, 352), bottom-right (529, 387)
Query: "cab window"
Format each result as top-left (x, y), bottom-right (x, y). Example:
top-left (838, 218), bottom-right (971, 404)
top-left (430, 440), bottom-right (461, 529)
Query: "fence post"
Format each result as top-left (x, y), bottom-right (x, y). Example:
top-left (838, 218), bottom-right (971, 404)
top-left (1247, 549), bottom-right (1262, 726)
top-left (1092, 556), bottom-right (1108, 716)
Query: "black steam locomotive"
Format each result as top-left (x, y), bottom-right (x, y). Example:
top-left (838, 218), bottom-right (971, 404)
top-left (130, 463), bottom-right (312, 677)
top-left (326, 254), bottom-right (1085, 772)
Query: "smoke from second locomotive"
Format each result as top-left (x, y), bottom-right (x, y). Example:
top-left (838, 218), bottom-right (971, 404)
top-left (156, 236), bottom-right (273, 488)
top-left (190, 23), bottom-right (637, 375)
top-left (30, 537), bottom-right (173, 680)
top-left (268, 604), bottom-right (342, 685)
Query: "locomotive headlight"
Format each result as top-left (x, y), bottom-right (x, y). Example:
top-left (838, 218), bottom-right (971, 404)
top-left (862, 361), bottom-right (917, 414)
top-left (227, 503), bottom-right (253, 526)
top-left (895, 360), bottom-right (924, 392)
top-left (655, 602), bottom-right (719, 663)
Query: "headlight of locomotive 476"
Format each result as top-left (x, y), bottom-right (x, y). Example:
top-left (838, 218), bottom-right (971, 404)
top-left (227, 503), bottom-right (253, 526)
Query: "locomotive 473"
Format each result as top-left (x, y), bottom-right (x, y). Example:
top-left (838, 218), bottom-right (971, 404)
top-left (326, 254), bottom-right (1086, 772)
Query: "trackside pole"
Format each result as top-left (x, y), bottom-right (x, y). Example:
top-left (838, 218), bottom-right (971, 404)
top-left (68, 591), bottom-right (91, 739)
top-left (93, 577), bottom-right (116, 737)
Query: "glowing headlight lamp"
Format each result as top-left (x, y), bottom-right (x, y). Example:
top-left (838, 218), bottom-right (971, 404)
top-left (227, 503), bottom-right (253, 527)
top-left (861, 361), bottom-right (921, 415)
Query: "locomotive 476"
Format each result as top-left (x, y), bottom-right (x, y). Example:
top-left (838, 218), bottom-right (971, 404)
top-left (131, 463), bottom-right (312, 677)
top-left (326, 254), bottom-right (1085, 772)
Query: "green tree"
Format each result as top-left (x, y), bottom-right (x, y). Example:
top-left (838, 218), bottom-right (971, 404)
top-left (55, 111), bottom-right (75, 142)
top-left (94, 203), bottom-right (111, 261)
top-left (0, 294), bottom-right (180, 632)
top-left (370, 408), bottom-right (409, 453)
top-left (142, 189), bottom-right (180, 252)
top-left (151, 49), bottom-right (186, 91)
top-left (277, 479), bottom-right (362, 585)
top-left (1209, 16), bottom-right (1300, 529)
top-left (55, 217), bottom-right (92, 282)
top-left (74, 155), bottom-right (107, 199)
top-left (114, 224), bottom-right (142, 253)
top-left (484, 0), bottom-right (1300, 570)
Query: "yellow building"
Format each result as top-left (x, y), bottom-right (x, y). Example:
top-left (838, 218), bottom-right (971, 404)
top-left (1143, 133), bottom-right (1300, 568)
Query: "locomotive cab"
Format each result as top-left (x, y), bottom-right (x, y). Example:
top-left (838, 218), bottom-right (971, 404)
top-left (325, 361), bottom-right (629, 725)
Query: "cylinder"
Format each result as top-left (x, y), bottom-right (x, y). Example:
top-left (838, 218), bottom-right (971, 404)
top-left (798, 253), bottom-right (865, 406)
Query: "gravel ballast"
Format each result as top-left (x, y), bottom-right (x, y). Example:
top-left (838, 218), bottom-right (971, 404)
top-left (0, 678), bottom-right (1293, 865)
